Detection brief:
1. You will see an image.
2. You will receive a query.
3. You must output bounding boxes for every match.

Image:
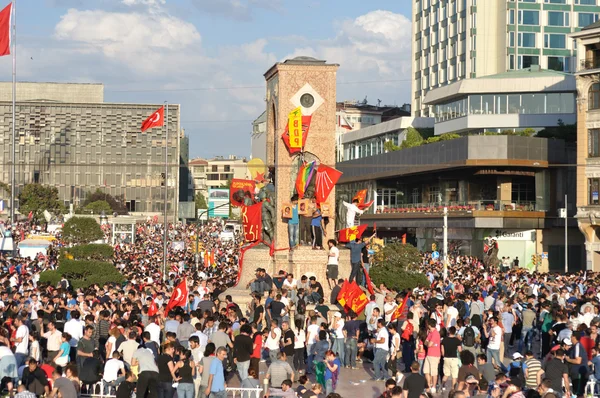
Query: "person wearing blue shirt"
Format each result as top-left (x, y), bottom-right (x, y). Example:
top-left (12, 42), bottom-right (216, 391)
top-left (310, 209), bottom-right (325, 250)
top-left (205, 347), bottom-right (227, 398)
top-left (345, 235), bottom-right (373, 284)
top-left (287, 195), bottom-right (299, 249)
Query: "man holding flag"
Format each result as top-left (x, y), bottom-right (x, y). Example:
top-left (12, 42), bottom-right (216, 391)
top-left (345, 233), bottom-right (375, 285)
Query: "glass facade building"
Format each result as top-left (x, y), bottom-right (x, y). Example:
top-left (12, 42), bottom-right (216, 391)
top-left (0, 101), bottom-right (182, 214)
top-left (412, 0), bottom-right (600, 117)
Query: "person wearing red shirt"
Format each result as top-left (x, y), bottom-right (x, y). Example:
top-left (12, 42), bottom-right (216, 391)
top-left (424, 319), bottom-right (441, 393)
top-left (250, 323), bottom-right (264, 378)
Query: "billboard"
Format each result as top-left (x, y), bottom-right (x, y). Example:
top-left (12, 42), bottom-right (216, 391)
top-left (208, 188), bottom-right (229, 218)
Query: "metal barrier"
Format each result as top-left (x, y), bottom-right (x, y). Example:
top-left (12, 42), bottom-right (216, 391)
top-left (80, 381), bottom-right (264, 398)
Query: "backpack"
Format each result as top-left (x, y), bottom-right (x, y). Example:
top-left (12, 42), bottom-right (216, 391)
top-left (463, 326), bottom-right (476, 347)
top-left (297, 297), bottom-right (306, 315)
top-left (455, 301), bottom-right (467, 320)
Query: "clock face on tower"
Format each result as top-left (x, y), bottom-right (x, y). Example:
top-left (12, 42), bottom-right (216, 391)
top-left (300, 93), bottom-right (315, 108)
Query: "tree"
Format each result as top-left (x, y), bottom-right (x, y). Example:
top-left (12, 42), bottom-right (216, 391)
top-left (39, 258), bottom-right (124, 289)
top-left (84, 200), bottom-right (112, 214)
top-left (81, 188), bottom-right (127, 214)
top-left (0, 182), bottom-right (9, 195)
top-left (18, 183), bottom-right (64, 221)
top-left (384, 141), bottom-right (400, 152)
top-left (195, 192), bottom-right (208, 213)
top-left (370, 243), bottom-right (429, 291)
top-left (61, 217), bottom-right (104, 245)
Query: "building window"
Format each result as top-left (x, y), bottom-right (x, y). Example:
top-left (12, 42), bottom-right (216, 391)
top-left (579, 13), bottom-right (598, 27)
top-left (546, 0), bottom-right (566, 3)
top-left (519, 10), bottom-right (539, 25)
top-left (509, 32), bottom-right (515, 47)
top-left (589, 83), bottom-right (600, 110)
top-left (520, 55), bottom-right (539, 68)
top-left (509, 9), bottom-right (515, 24)
top-left (211, 165), bottom-right (217, 172)
top-left (548, 56), bottom-right (567, 72)
top-left (224, 165), bottom-right (231, 172)
top-left (376, 189), bottom-right (398, 208)
top-left (589, 178), bottom-right (600, 205)
top-left (544, 34), bottom-right (566, 49)
top-left (590, 129), bottom-right (600, 157)
top-left (577, 0), bottom-right (596, 4)
top-left (548, 11), bottom-right (568, 27)
top-left (518, 33), bottom-right (536, 48)
top-left (428, 186), bottom-right (442, 204)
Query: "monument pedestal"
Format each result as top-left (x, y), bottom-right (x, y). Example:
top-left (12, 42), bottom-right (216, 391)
top-left (224, 246), bottom-right (351, 310)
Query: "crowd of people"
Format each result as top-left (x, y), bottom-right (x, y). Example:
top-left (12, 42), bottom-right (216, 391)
top-left (0, 216), bottom-right (600, 398)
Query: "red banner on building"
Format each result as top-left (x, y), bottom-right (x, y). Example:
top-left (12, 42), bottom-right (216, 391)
top-left (230, 179), bottom-right (256, 207)
top-left (241, 203), bottom-right (262, 242)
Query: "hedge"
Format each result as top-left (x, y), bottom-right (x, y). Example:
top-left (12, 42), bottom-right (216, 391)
top-left (40, 258), bottom-right (125, 289)
top-left (60, 244), bottom-right (114, 261)
top-left (370, 267), bottom-right (429, 292)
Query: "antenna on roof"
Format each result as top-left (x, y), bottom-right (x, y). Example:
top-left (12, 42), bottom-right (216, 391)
top-left (362, 96), bottom-right (368, 105)
top-left (377, 99), bottom-right (382, 108)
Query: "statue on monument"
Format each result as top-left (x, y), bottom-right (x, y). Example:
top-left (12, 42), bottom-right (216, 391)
top-left (336, 191), bottom-right (350, 231)
top-left (259, 185), bottom-right (276, 244)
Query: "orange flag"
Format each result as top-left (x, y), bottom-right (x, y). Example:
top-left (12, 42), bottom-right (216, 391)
top-left (391, 296), bottom-right (409, 322)
top-left (338, 225), bottom-right (367, 243)
top-left (337, 280), bottom-right (350, 308)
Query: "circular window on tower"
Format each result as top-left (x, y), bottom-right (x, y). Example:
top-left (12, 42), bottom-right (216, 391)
top-left (300, 93), bottom-right (315, 108)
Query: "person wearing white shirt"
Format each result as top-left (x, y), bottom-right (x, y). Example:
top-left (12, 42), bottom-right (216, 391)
top-left (364, 296), bottom-right (377, 327)
top-left (383, 296), bottom-right (397, 324)
top-left (29, 295), bottom-right (41, 321)
top-left (103, 352), bottom-right (125, 394)
top-left (343, 200), bottom-right (364, 228)
top-left (306, 316), bottom-right (320, 374)
top-left (332, 312), bottom-right (345, 366)
top-left (12, 317), bottom-right (29, 367)
top-left (265, 320), bottom-right (281, 364)
top-left (144, 317), bottom-right (161, 345)
top-left (373, 319), bottom-right (389, 381)
top-left (63, 312), bottom-right (83, 349)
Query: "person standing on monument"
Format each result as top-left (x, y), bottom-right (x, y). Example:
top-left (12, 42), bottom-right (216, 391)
top-left (343, 199), bottom-right (364, 228)
top-left (311, 208), bottom-right (326, 250)
top-left (287, 195), bottom-right (300, 250)
top-left (326, 239), bottom-right (340, 290)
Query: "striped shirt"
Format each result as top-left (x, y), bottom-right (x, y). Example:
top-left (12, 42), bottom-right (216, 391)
top-left (267, 360), bottom-right (294, 387)
top-left (525, 358), bottom-right (542, 389)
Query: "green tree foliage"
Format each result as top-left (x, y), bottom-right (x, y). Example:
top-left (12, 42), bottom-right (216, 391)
top-left (62, 217), bottom-right (104, 245)
top-left (84, 200), bottom-right (112, 214)
top-left (370, 243), bottom-right (429, 291)
top-left (60, 244), bottom-right (113, 261)
top-left (81, 189), bottom-right (127, 214)
top-left (18, 184), bottom-right (64, 221)
top-left (39, 258), bottom-right (124, 289)
top-left (0, 182), bottom-right (9, 195)
top-left (220, 178), bottom-right (233, 188)
top-left (195, 192), bottom-right (208, 212)
top-left (383, 141), bottom-right (400, 152)
top-left (536, 119), bottom-right (576, 142)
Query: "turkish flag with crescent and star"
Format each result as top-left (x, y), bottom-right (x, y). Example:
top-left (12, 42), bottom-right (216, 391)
top-left (141, 106), bottom-right (164, 132)
top-left (165, 279), bottom-right (188, 313)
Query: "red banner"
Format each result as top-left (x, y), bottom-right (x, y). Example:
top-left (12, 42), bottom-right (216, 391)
top-left (230, 179), bottom-right (256, 207)
top-left (241, 203), bottom-right (262, 242)
top-left (315, 165), bottom-right (342, 203)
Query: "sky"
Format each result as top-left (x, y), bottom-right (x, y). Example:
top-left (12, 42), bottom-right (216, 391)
top-left (3, 0), bottom-right (413, 158)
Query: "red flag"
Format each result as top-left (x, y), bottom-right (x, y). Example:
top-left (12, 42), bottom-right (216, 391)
top-left (241, 203), bottom-right (262, 242)
top-left (337, 281), bottom-right (350, 307)
top-left (373, 222), bottom-right (377, 232)
top-left (165, 279), bottom-right (188, 313)
top-left (229, 179), bottom-right (256, 207)
top-left (27, 211), bottom-right (33, 221)
top-left (315, 165), bottom-right (342, 203)
top-left (353, 189), bottom-right (373, 210)
top-left (391, 296), bottom-right (409, 322)
top-left (148, 298), bottom-right (158, 317)
top-left (338, 225), bottom-right (367, 243)
top-left (141, 106), bottom-right (164, 132)
top-left (0, 4), bottom-right (11, 57)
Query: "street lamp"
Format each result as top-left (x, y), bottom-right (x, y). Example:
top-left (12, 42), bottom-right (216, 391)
top-left (194, 202), bottom-right (230, 271)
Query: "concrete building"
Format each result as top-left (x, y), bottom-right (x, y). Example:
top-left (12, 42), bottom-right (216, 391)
top-left (0, 82), bottom-right (188, 217)
top-left (571, 22), bottom-right (600, 270)
top-left (189, 155), bottom-right (248, 200)
top-left (251, 111), bottom-right (267, 161)
top-left (424, 66), bottom-right (576, 135)
top-left (337, 135), bottom-right (582, 272)
top-left (335, 101), bottom-right (410, 161)
top-left (340, 116), bottom-right (434, 161)
top-left (412, 0), bottom-right (600, 117)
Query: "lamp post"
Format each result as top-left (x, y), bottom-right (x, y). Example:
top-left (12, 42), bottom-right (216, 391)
top-left (443, 206), bottom-right (448, 281)
top-left (194, 202), bottom-right (230, 271)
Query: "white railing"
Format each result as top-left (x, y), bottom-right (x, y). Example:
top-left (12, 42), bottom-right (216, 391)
top-left (80, 381), bottom-right (116, 398)
top-left (225, 387), bottom-right (264, 398)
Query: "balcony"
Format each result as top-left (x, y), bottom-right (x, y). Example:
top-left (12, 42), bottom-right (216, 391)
top-left (579, 58), bottom-right (600, 72)
top-left (372, 200), bottom-right (541, 215)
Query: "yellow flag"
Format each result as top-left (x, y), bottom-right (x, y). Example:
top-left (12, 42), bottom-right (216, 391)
top-left (289, 107), bottom-right (302, 148)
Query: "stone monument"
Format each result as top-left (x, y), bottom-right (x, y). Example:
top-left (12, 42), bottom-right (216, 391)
top-left (226, 57), bottom-right (349, 306)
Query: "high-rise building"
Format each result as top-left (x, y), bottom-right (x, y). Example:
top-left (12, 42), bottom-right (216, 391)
top-left (411, 0), bottom-right (600, 117)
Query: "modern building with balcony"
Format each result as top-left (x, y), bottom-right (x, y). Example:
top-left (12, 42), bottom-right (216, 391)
top-left (412, 0), bottom-right (600, 118)
top-left (336, 135), bottom-right (583, 272)
top-left (571, 22), bottom-right (600, 271)
top-left (424, 66), bottom-right (576, 135)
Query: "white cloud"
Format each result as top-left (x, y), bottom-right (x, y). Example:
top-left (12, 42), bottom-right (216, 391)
top-left (122, 0), bottom-right (166, 5)
top-left (189, 0), bottom-right (282, 21)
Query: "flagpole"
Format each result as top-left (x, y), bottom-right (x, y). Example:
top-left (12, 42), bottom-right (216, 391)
top-left (9, 0), bottom-right (15, 225)
top-left (163, 102), bottom-right (168, 282)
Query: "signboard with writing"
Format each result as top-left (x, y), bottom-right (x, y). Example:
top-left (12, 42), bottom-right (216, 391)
top-left (288, 107), bottom-right (303, 148)
top-left (492, 229), bottom-right (536, 241)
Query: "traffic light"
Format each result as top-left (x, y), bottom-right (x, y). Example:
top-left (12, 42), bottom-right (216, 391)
top-left (531, 254), bottom-right (542, 268)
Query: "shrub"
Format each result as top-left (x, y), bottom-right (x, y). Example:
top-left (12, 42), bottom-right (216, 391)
top-left (56, 259), bottom-right (124, 289)
top-left (62, 217), bottom-right (104, 245)
top-left (372, 242), bottom-right (423, 271)
top-left (370, 267), bottom-right (430, 292)
top-left (60, 244), bottom-right (113, 261)
top-left (38, 270), bottom-right (61, 287)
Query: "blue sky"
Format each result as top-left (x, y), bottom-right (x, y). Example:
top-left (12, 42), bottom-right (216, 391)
top-left (6, 0), bottom-right (413, 158)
